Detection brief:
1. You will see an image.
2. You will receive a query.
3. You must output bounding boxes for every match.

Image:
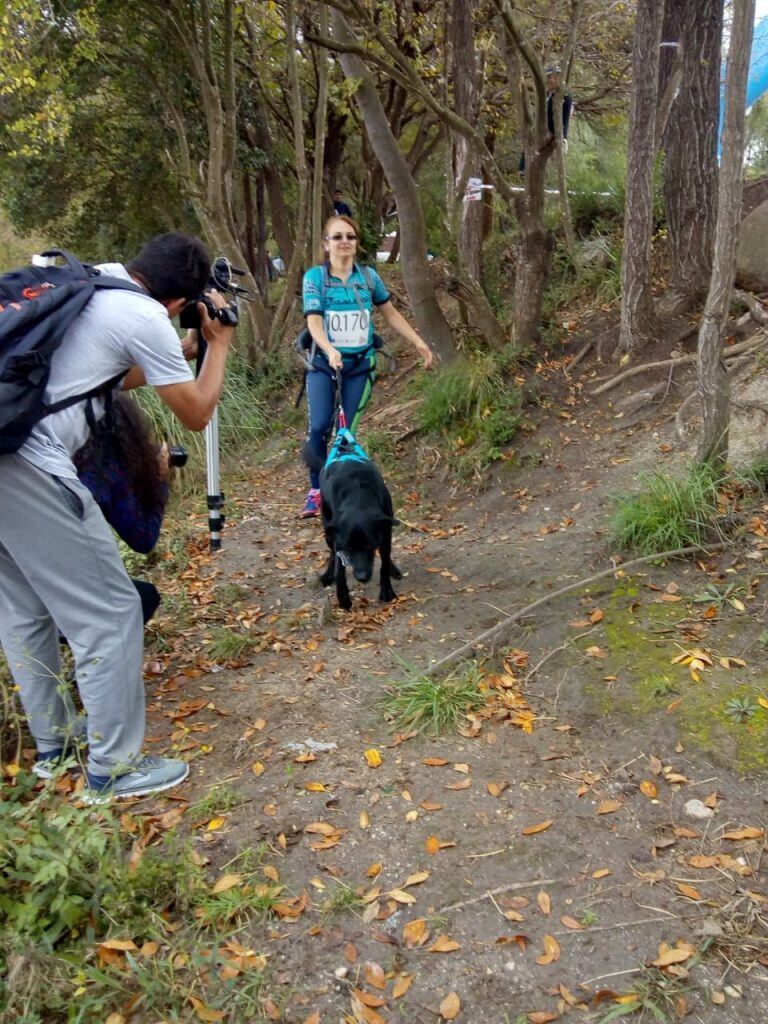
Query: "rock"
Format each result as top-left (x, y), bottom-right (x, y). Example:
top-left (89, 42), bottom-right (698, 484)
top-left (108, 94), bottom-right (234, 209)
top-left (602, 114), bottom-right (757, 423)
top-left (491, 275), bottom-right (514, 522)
top-left (684, 798), bottom-right (714, 820)
top-left (737, 197), bottom-right (768, 291)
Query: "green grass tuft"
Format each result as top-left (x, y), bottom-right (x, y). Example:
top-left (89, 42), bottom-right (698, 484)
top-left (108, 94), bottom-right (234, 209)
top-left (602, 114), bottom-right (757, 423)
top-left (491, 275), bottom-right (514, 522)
top-left (381, 662), bottom-right (485, 737)
top-left (610, 467), bottom-right (722, 555)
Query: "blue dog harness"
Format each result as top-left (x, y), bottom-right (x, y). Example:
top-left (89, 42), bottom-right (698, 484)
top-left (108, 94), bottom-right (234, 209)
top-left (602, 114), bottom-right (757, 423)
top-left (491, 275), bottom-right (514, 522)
top-left (325, 426), bottom-right (370, 468)
top-left (323, 426), bottom-right (371, 568)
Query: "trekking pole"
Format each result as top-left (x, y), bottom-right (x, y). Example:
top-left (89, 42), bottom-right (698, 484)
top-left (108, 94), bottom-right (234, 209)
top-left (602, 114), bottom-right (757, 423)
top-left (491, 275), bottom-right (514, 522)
top-left (196, 337), bottom-right (224, 551)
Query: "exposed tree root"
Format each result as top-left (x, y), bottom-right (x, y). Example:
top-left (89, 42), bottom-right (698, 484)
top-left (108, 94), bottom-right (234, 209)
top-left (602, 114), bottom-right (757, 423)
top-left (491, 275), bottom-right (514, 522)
top-left (424, 543), bottom-right (728, 677)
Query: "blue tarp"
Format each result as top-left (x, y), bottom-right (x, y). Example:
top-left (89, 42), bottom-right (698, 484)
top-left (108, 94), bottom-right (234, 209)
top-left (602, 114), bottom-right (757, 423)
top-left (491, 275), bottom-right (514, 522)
top-left (747, 16), bottom-right (768, 110)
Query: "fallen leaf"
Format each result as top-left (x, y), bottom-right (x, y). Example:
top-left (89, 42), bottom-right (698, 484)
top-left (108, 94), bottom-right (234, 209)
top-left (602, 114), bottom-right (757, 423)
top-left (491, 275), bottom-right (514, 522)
top-left (429, 935), bottom-right (461, 953)
top-left (351, 987), bottom-right (386, 1008)
top-left (676, 883), bottom-right (702, 901)
top-left (392, 974), bottom-right (413, 998)
top-left (403, 918), bottom-right (429, 947)
top-left (212, 873), bottom-right (242, 895)
top-left (205, 816), bottom-right (226, 831)
top-left (722, 827), bottom-right (764, 841)
top-left (444, 779), bottom-right (471, 791)
top-left (592, 868), bottom-right (611, 878)
top-left (536, 934), bottom-right (561, 965)
top-left (364, 749), bottom-right (383, 768)
top-left (423, 757), bottom-right (449, 766)
top-left (304, 781), bottom-right (326, 792)
top-left (652, 942), bottom-right (694, 968)
top-left (98, 939), bottom-right (137, 951)
top-left (537, 890), bottom-right (551, 916)
top-left (252, 761), bottom-right (265, 777)
top-left (425, 835), bottom-right (441, 855)
top-left (188, 996), bottom-right (225, 1022)
top-left (561, 915), bottom-right (583, 930)
top-left (528, 1014), bottom-right (558, 1024)
top-left (596, 799), bottom-right (622, 815)
top-left (388, 889), bottom-right (417, 905)
top-left (440, 992), bottom-right (461, 1020)
top-left (363, 961), bottom-right (386, 990)
top-left (404, 870), bottom-right (430, 886)
top-left (689, 855), bottom-right (719, 868)
top-left (366, 863), bottom-right (382, 877)
top-left (522, 820), bottom-right (553, 836)
top-left (640, 780), bottom-right (658, 799)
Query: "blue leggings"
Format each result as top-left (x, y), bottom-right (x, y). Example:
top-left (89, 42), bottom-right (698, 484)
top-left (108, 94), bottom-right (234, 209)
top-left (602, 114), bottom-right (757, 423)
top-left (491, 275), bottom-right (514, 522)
top-left (305, 350), bottom-right (376, 488)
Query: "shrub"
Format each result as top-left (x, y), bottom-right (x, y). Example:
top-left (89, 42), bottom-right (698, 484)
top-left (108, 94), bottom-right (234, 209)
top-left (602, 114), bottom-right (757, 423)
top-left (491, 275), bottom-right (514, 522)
top-left (416, 352), bottom-right (522, 474)
top-left (381, 662), bottom-right (486, 736)
top-left (610, 467), bottom-right (722, 555)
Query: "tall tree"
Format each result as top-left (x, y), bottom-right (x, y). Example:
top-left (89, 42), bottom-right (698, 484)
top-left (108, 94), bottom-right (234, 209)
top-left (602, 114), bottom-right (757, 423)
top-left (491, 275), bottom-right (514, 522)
top-left (658, 0), bottom-right (723, 315)
top-left (697, 0), bottom-right (755, 468)
top-left (329, 7), bottom-right (457, 363)
top-left (616, 0), bottom-right (664, 356)
top-left (452, 0), bottom-right (483, 286)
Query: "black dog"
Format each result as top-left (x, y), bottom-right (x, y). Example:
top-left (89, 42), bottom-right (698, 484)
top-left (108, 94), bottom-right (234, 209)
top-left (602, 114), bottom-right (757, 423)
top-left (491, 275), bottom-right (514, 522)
top-left (304, 435), bottom-right (401, 611)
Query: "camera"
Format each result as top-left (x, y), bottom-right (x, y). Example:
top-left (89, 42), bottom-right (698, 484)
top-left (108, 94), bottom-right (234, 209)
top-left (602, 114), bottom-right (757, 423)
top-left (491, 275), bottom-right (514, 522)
top-left (168, 444), bottom-right (188, 468)
top-left (179, 255), bottom-right (251, 331)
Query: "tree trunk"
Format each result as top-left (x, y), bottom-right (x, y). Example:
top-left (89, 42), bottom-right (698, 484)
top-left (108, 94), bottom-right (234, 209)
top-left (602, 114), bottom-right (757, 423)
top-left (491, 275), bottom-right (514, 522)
top-left (269, 0), bottom-right (311, 351)
top-left (252, 108), bottom-right (294, 268)
top-left (616, 0), bottom-right (664, 357)
top-left (697, 0), bottom-right (755, 468)
top-left (659, 0), bottom-right (723, 314)
top-left (452, 0), bottom-right (483, 285)
top-left (311, 6), bottom-right (329, 249)
top-left (331, 9), bottom-right (456, 363)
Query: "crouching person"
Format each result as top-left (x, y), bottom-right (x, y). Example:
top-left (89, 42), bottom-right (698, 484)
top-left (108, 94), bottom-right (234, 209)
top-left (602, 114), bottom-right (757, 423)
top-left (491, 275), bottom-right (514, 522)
top-left (0, 232), bottom-right (234, 801)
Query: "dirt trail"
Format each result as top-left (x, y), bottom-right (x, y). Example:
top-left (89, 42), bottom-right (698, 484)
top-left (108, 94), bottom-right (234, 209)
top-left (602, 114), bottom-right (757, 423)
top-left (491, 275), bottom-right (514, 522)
top-left (142, 351), bottom-right (768, 1024)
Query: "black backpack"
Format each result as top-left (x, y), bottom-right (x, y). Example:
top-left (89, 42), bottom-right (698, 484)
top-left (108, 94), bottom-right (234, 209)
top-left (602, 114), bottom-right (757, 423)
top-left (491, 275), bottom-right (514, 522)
top-left (0, 249), bottom-right (144, 454)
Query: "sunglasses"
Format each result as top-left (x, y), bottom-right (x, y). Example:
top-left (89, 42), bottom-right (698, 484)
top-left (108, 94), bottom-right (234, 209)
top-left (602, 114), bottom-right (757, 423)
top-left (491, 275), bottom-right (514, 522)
top-left (327, 233), bottom-right (357, 241)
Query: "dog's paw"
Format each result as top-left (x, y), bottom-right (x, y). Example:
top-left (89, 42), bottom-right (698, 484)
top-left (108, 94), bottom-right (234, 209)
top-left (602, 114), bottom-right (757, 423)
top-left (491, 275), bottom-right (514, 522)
top-left (390, 561), bottom-right (403, 581)
top-left (338, 594), bottom-right (353, 611)
top-left (319, 569), bottom-right (335, 587)
top-left (379, 585), bottom-right (397, 603)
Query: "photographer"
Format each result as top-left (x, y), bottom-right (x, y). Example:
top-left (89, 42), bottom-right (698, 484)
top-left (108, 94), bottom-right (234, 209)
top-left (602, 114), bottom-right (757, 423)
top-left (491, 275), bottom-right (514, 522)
top-left (0, 232), bottom-right (234, 801)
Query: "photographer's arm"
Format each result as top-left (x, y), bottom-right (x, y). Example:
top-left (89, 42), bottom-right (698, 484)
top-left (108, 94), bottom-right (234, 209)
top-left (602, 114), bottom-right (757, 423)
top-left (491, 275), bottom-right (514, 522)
top-left (155, 314), bottom-right (232, 430)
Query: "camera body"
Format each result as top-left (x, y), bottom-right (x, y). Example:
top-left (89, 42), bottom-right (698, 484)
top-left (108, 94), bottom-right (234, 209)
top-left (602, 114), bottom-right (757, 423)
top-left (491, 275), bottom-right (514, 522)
top-left (179, 294), bottom-right (238, 331)
top-left (179, 255), bottom-right (249, 331)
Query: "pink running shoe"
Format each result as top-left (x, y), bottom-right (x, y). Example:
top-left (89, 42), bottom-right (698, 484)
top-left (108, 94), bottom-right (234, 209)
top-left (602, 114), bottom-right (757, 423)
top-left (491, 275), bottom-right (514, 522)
top-left (301, 488), bottom-right (322, 518)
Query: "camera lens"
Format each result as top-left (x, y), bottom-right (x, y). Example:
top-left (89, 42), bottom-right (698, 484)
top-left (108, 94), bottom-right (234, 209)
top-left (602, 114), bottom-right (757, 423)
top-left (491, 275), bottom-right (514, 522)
top-left (168, 445), bottom-right (188, 468)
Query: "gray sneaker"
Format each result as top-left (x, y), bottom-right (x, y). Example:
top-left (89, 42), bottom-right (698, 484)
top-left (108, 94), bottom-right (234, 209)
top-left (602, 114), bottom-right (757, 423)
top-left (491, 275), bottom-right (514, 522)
top-left (82, 756), bottom-right (189, 803)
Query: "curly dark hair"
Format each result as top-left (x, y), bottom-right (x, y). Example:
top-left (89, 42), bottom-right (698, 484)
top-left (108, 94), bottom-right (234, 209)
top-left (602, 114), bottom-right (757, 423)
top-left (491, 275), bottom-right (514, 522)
top-left (74, 393), bottom-right (167, 513)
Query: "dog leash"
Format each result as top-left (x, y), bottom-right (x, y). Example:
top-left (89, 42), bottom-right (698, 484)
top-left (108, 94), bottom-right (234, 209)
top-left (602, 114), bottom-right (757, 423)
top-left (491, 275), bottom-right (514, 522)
top-left (333, 368), bottom-right (348, 432)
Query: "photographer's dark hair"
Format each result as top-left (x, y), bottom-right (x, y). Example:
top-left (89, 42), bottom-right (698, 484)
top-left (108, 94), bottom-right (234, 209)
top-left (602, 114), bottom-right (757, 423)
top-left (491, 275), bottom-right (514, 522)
top-left (128, 232), bottom-right (211, 302)
top-left (74, 394), bottom-right (167, 515)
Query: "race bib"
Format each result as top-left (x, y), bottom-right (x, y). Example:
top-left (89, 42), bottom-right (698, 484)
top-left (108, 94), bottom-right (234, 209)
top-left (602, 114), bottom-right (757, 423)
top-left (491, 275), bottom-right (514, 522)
top-left (325, 309), bottom-right (370, 349)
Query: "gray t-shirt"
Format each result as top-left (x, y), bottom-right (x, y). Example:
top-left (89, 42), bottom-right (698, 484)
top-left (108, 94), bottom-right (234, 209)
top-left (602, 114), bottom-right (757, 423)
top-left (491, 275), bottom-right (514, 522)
top-left (19, 263), bottom-right (194, 479)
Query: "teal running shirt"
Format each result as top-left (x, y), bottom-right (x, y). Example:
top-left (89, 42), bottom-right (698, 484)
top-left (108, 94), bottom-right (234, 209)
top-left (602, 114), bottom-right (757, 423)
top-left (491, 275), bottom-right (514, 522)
top-left (303, 263), bottom-right (389, 355)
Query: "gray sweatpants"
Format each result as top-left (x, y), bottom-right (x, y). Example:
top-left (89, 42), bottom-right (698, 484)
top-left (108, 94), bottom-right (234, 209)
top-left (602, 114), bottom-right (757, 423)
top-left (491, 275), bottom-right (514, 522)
top-left (0, 454), bottom-right (144, 776)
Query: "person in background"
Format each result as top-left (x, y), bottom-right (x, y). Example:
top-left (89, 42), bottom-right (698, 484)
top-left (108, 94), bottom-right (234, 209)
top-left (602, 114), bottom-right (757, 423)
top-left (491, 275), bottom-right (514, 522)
top-left (333, 189), bottom-right (353, 217)
top-left (518, 64), bottom-right (573, 173)
top-left (546, 65), bottom-right (572, 153)
top-left (299, 214), bottom-right (433, 518)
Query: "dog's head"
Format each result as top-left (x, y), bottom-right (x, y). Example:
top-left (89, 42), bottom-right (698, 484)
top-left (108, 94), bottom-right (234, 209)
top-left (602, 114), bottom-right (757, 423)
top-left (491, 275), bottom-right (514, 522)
top-left (333, 514), bottom-right (394, 582)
